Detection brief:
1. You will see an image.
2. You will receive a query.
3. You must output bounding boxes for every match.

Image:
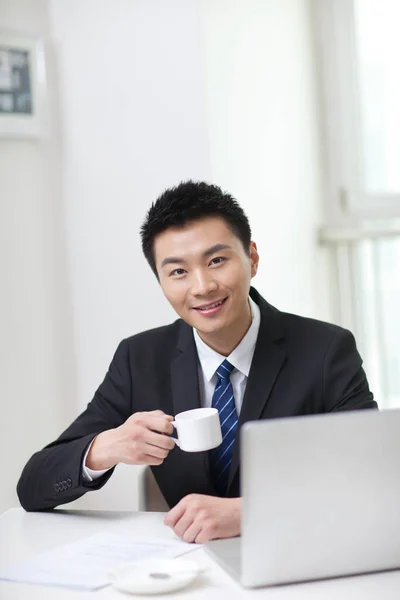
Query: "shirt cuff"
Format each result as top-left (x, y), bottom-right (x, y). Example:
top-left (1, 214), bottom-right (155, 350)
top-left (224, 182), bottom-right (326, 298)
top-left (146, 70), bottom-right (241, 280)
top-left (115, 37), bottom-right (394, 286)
top-left (81, 437), bottom-right (111, 482)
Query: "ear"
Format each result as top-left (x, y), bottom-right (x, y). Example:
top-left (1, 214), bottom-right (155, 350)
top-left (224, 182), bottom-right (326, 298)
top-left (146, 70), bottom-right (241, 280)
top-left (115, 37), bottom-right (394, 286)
top-left (249, 242), bottom-right (259, 278)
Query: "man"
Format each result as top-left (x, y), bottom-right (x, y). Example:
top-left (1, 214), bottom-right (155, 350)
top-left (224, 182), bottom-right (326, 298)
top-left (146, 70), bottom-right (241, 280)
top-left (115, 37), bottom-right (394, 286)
top-left (17, 181), bottom-right (377, 543)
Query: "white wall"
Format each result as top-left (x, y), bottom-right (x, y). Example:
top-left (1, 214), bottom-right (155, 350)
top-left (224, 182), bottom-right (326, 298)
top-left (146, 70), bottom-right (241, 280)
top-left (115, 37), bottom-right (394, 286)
top-left (1, 0), bottom-right (330, 513)
top-left (49, 0), bottom-right (212, 412)
top-left (203, 0), bottom-right (330, 320)
top-left (0, 0), bottom-right (77, 514)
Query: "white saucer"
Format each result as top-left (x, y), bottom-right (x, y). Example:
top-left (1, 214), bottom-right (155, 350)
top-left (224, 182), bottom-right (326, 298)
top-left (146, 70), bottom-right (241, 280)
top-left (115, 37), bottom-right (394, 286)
top-left (109, 557), bottom-right (202, 595)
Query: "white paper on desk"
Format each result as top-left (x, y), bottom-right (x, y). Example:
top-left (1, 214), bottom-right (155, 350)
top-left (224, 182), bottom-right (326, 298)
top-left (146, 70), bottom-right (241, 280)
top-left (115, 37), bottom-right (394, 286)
top-left (0, 532), bottom-right (199, 590)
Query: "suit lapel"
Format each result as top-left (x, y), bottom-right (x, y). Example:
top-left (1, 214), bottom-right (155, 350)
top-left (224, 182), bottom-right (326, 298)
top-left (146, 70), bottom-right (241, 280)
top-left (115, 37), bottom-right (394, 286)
top-left (170, 321), bottom-right (201, 416)
top-left (170, 321), bottom-right (212, 494)
top-left (227, 289), bottom-right (286, 491)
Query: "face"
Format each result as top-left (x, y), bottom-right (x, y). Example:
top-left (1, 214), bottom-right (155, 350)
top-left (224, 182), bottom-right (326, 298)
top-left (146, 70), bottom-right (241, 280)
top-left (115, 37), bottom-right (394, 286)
top-left (153, 216), bottom-right (259, 350)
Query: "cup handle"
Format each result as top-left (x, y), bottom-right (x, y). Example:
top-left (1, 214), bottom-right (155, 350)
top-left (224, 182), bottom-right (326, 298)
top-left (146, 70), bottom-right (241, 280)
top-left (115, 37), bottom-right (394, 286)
top-left (170, 421), bottom-right (180, 447)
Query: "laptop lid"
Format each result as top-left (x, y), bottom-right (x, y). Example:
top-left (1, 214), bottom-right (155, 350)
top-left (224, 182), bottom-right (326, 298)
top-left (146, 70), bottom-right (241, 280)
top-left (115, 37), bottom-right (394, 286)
top-left (241, 409), bottom-right (400, 587)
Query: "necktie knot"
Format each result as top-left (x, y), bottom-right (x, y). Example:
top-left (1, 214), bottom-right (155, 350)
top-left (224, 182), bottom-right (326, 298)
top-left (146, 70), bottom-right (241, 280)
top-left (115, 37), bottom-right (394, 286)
top-left (216, 359), bottom-right (234, 380)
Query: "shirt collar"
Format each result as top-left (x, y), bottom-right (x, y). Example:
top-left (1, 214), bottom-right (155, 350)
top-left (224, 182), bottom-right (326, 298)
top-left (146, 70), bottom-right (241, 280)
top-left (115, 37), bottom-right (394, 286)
top-left (193, 296), bottom-right (261, 381)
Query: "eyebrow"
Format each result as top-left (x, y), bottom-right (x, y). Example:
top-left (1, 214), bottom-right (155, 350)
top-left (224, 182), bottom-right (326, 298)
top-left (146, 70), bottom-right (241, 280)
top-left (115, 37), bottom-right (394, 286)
top-left (160, 243), bottom-right (232, 269)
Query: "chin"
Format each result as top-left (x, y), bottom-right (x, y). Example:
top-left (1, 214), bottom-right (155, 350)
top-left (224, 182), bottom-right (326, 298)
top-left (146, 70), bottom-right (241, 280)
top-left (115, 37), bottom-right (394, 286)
top-left (197, 322), bottom-right (227, 336)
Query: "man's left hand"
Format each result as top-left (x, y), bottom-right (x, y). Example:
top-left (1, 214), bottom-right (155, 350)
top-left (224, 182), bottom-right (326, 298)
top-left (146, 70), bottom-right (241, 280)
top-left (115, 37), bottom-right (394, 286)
top-left (164, 494), bottom-right (241, 543)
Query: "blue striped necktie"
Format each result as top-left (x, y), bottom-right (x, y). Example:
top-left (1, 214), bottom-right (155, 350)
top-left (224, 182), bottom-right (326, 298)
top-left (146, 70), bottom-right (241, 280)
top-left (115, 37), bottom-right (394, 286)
top-left (210, 359), bottom-right (238, 495)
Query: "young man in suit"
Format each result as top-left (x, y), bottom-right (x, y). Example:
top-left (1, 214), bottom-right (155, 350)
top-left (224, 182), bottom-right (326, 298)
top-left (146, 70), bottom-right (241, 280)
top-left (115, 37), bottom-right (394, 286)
top-left (17, 181), bottom-right (377, 543)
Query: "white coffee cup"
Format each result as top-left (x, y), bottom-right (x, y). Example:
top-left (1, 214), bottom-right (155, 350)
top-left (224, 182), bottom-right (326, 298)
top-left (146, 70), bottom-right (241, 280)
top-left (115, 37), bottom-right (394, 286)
top-left (171, 407), bottom-right (222, 452)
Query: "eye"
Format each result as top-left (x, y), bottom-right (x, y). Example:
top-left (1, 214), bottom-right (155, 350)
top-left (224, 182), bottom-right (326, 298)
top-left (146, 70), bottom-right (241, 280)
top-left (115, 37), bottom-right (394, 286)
top-left (209, 256), bottom-right (226, 266)
top-left (169, 268), bottom-right (186, 277)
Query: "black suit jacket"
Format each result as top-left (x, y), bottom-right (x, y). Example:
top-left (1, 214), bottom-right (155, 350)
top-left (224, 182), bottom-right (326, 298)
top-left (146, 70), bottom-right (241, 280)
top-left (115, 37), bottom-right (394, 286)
top-left (17, 288), bottom-right (377, 511)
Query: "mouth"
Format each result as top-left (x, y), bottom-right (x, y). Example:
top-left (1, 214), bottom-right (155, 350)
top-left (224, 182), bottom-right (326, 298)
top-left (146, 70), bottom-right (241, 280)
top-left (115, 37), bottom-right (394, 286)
top-left (192, 297), bottom-right (228, 316)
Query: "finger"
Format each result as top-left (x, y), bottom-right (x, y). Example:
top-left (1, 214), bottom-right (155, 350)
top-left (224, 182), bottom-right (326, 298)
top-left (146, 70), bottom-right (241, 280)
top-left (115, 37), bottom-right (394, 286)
top-left (144, 430), bottom-right (175, 451)
top-left (143, 442), bottom-right (170, 460)
top-left (143, 415), bottom-right (174, 435)
top-left (121, 443), bottom-right (164, 466)
top-left (164, 500), bottom-right (186, 528)
top-left (194, 529), bottom-right (215, 544)
top-left (148, 410), bottom-right (174, 420)
top-left (182, 521), bottom-right (202, 544)
top-left (172, 512), bottom-right (195, 539)
top-left (142, 454), bottom-right (164, 466)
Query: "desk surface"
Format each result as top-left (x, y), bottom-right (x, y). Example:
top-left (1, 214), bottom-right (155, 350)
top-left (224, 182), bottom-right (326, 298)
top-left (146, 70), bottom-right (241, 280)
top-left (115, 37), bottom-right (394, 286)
top-left (1, 508), bottom-right (400, 599)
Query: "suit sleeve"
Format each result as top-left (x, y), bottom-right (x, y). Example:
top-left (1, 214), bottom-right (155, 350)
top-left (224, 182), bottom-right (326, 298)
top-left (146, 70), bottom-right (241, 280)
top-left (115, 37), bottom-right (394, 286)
top-left (322, 328), bottom-right (378, 412)
top-left (17, 339), bottom-right (133, 511)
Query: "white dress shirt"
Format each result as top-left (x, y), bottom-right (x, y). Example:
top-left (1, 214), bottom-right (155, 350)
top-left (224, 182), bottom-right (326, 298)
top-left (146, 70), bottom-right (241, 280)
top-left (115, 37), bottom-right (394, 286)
top-left (193, 296), bottom-right (260, 414)
top-left (82, 296), bottom-right (261, 481)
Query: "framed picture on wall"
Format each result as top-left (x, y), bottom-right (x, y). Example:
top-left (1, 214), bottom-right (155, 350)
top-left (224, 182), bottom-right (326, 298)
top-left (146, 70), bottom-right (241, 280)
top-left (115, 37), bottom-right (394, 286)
top-left (0, 31), bottom-right (47, 138)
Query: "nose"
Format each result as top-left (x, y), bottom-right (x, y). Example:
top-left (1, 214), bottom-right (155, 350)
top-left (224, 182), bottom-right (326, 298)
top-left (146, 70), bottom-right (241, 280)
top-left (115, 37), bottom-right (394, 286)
top-left (190, 268), bottom-right (218, 297)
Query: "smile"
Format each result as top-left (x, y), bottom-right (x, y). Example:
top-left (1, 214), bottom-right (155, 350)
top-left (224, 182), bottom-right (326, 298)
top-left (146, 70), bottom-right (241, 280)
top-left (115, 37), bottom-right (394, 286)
top-left (193, 298), bottom-right (227, 315)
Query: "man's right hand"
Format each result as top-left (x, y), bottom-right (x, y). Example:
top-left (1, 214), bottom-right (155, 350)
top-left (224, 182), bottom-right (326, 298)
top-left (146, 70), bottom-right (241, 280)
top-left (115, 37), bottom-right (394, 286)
top-left (85, 410), bottom-right (175, 471)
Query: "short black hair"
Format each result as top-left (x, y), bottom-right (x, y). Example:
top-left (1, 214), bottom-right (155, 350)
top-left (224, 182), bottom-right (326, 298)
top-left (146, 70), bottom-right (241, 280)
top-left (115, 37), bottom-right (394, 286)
top-left (140, 180), bottom-right (252, 276)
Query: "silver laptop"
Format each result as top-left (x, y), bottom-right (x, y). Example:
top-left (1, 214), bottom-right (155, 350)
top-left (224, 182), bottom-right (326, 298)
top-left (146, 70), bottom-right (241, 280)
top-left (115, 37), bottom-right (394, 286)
top-left (206, 409), bottom-right (400, 588)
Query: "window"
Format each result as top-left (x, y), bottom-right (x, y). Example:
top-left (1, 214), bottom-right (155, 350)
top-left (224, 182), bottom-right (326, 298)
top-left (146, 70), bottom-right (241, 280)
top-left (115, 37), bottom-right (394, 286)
top-left (355, 237), bottom-right (400, 408)
top-left (315, 0), bottom-right (400, 408)
top-left (355, 0), bottom-right (400, 194)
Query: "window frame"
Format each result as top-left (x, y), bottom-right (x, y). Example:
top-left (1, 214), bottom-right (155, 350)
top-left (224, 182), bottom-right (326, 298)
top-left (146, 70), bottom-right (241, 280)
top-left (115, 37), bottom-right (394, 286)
top-left (313, 0), bottom-right (400, 224)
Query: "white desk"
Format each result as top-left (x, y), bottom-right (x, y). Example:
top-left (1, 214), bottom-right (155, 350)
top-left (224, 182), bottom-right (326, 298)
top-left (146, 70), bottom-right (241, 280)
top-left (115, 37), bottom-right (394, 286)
top-left (1, 508), bottom-right (400, 599)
